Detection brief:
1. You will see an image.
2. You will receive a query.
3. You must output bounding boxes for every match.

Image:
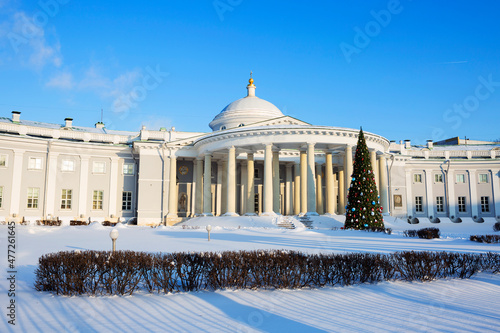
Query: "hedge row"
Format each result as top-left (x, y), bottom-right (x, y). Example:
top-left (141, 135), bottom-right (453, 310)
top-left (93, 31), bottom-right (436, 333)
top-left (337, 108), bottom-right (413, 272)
top-left (34, 250), bottom-right (500, 296)
top-left (404, 227), bottom-right (440, 239)
top-left (470, 235), bottom-right (500, 244)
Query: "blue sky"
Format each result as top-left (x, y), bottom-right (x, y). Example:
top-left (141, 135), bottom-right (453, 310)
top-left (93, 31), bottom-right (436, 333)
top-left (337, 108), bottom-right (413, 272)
top-left (0, 0), bottom-right (499, 144)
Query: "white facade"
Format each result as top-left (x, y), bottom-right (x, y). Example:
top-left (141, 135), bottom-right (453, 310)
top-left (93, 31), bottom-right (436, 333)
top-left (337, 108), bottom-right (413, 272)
top-left (0, 80), bottom-right (499, 225)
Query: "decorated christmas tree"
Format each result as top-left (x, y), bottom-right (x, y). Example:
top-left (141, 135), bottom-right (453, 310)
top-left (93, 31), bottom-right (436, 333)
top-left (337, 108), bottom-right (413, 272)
top-left (344, 128), bottom-right (384, 230)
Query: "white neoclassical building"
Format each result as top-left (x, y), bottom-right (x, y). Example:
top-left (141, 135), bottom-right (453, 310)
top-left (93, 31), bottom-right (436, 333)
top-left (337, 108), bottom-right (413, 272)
top-left (0, 78), bottom-right (499, 225)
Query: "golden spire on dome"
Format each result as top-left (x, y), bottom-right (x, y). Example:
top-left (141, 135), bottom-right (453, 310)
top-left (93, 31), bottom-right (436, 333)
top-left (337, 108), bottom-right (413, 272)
top-left (247, 71), bottom-right (255, 86)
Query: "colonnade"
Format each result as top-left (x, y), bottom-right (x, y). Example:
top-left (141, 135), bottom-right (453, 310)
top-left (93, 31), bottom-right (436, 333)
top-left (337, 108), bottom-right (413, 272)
top-left (167, 144), bottom-right (390, 219)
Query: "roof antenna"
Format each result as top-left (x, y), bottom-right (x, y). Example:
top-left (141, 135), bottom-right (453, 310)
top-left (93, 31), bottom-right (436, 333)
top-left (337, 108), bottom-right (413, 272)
top-left (101, 108), bottom-right (103, 124)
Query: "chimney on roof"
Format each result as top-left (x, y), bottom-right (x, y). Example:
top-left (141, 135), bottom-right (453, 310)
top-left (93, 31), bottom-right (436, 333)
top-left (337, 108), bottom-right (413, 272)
top-left (404, 139), bottom-right (411, 149)
top-left (427, 140), bottom-right (434, 149)
top-left (95, 122), bottom-right (105, 129)
top-left (64, 117), bottom-right (73, 128)
top-left (12, 111), bottom-right (20, 122)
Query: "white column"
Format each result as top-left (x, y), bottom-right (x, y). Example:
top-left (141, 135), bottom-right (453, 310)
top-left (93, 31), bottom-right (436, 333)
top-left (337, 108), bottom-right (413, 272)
top-left (307, 143), bottom-right (318, 215)
top-left (325, 152), bottom-right (334, 215)
top-left (246, 153), bottom-right (256, 215)
top-left (195, 158), bottom-right (203, 215)
top-left (221, 160), bottom-right (227, 214)
top-left (167, 152), bottom-right (178, 219)
top-left (424, 169), bottom-right (434, 218)
top-left (405, 170), bottom-right (413, 217)
top-left (370, 150), bottom-right (379, 193)
top-left (378, 155), bottom-right (389, 214)
top-left (333, 172), bottom-right (338, 214)
top-left (492, 169), bottom-right (500, 219)
top-left (263, 144), bottom-right (274, 215)
top-left (338, 170), bottom-right (345, 214)
top-left (78, 156), bottom-right (89, 217)
top-left (285, 163), bottom-right (293, 215)
top-left (293, 163), bottom-right (300, 215)
top-left (44, 151), bottom-right (59, 217)
top-left (300, 149), bottom-right (307, 214)
top-left (344, 145), bottom-right (353, 206)
top-left (108, 157), bottom-right (119, 217)
top-left (272, 150), bottom-right (280, 214)
top-left (203, 154), bottom-right (213, 216)
top-left (469, 170), bottom-right (479, 218)
top-left (225, 146), bottom-right (238, 216)
top-left (316, 163), bottom-right (324, 214)
top-left (216, 160), bottom-right (222, 216)
top-left (446, 168), bottom-right (456, 219)
top-left (9, 149), bottom-right (24, 216)
top-left (240, 161), bottom-right (247, 214)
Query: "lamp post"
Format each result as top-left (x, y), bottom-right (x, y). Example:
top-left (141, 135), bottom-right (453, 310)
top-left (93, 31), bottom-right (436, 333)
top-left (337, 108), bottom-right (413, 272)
top-left (109, 229), bottom-right (119, 252)
top-left (206, 225), bottom-right (212, 241)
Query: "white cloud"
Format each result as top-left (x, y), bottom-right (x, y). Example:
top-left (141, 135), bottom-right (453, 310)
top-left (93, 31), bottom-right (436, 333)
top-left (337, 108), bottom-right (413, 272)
top-left (46, 71), bottom-right (74, 89)
top-left (4, 11), bottom-right (62, 70)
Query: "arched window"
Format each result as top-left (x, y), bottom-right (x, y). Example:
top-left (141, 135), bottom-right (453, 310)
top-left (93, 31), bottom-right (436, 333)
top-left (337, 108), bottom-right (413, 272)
top-left (238, 123), bottom-right (244, 127)
top-left (220, 125), bottom-right (226, 130)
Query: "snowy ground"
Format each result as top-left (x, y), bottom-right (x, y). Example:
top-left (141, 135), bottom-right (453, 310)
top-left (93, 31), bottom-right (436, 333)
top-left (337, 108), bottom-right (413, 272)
top-left (1, 216), bottom-right (499, 332)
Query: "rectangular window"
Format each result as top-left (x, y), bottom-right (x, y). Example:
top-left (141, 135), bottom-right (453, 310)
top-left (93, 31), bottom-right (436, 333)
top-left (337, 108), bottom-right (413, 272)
top-left (0, 155), bottom-right (7, 167)
top-left (122, 191), bottom-right (132, 211)
top-left (93, 161), bottom-right (106, 174)
top-left (481, 197), bottom-right (490, 212)
top-left (28, 157), bottom-right (42, 170)
top-left (456, 174), bottom-right (465, 183)
top-left (61, 159), bottom-right (75, 172)
top-left (61, 189), bottom-right (72, 209)
top-left (92, 190), bottom-right (103, 210)
top-left (434, 174), bottom-right (443, 183)
top-left (479, 174), bottom-right (488, 183)
top-left (415, 196), bottom-right (423, 212)
top-left (0, 186), bottom-right (3, 208)
top-left (254, 168), bottom-right (260, 179)
top-left (458, 196), bottom-right (466, 213)
top-left (436, 196), bottom-right (444, 212)
top-left (123, 163), bottom-right (134, 175)
top-left (27, 187), bottom-right (39, 208)
top-left (414, 174), bottom-right (422, 183)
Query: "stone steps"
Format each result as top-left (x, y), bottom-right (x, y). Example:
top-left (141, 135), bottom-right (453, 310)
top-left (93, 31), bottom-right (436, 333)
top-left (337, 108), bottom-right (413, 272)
top-left (276, 216), bottom-right (296, 229)
top-left (298, 216), bottom-right (314, 229)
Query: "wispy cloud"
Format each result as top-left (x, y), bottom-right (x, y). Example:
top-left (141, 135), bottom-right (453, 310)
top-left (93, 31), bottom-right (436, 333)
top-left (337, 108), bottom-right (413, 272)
top-left (46, 71), bottom-right (74, 89)
top-left (434, 60), bottom-right (468, 65)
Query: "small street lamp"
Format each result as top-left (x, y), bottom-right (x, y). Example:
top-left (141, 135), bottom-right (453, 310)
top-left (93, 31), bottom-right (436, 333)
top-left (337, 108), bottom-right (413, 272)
top-left (206, 225), bottom-right (212, 241)
top-left (109, 229), bottom-right (119, 252)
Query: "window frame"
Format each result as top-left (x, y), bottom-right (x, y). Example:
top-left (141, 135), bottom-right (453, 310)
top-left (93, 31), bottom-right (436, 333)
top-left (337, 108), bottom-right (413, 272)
top-left (436, 196), bottom-right (444, 212)
top-left (92, 190), bottom-right (104, 210)
top-left (0, 186), bottom-right (3, 208)
top-left (478, 174), bottom-right (488, 184)
top-left (123, 163), bottom-right (135, 175)
top-left (434, 174), bottom-right (443, 183)
top-left (413, 173), bottom-right (423, 183)
top-left (27, 187), bottom-right (40, 209)
top-left (0, 154), bottom-right (7, 167)
top-left (122, 191), bottom-right (132, 211)
top-left (458, 196), bottom-right (466, 213)
top-left (456, 174), bottom-right (465, 184)
top-left (415, 196), bottom-right (423, 212)
top-left (92, 161), bottom-right (106, 174)
top-left (28, 157), bottom-right (43, 170)
top-left (481, 196), bottom-right (490, 213)
top-left (60, 189), bottom-right (72, 210)
top-left (61, 159), bottom-right (75, 172)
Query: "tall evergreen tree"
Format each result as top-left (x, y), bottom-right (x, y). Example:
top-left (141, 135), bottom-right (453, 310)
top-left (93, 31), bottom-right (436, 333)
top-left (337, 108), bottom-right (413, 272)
top-left (344, 128), bottom-right (384, 230)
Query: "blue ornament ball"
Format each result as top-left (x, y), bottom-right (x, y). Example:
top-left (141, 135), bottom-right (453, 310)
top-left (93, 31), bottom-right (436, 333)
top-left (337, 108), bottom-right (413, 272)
top-left (372, 201), bottom-right (376, 205)
top-left (352, 208), bottom-right (355, 212)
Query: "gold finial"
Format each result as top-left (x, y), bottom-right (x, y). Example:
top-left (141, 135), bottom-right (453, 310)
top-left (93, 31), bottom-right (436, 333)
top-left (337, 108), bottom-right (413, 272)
top-left (248, 71), bottom-right (254, 86)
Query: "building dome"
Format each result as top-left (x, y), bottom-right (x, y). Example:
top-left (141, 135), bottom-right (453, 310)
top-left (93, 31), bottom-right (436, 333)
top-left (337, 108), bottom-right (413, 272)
top-left (209, 77), bottom-right (284, 131)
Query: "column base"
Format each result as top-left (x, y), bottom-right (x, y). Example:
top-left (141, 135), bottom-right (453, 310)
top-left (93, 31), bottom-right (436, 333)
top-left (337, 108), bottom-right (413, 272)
top-left (201, 213), bottom-right (214, 217)
top-left (306, 212), bottom-right (319, 216)
top-left (244, 213), bottom-right (258, 216)
top-left (261, 211), bottom-right (278, 217)
top-left (223, 212), bottom-right (239, 217)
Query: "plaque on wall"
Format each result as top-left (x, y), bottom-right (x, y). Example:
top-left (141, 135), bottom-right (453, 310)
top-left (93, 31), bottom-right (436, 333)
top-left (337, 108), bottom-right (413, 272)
top-left (394, 194), bottom-right (403, 208)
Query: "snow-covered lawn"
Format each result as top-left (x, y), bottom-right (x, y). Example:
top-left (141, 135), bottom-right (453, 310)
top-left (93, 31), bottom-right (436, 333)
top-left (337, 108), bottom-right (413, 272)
top-left (1, 216), bottom-right (499, 332)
